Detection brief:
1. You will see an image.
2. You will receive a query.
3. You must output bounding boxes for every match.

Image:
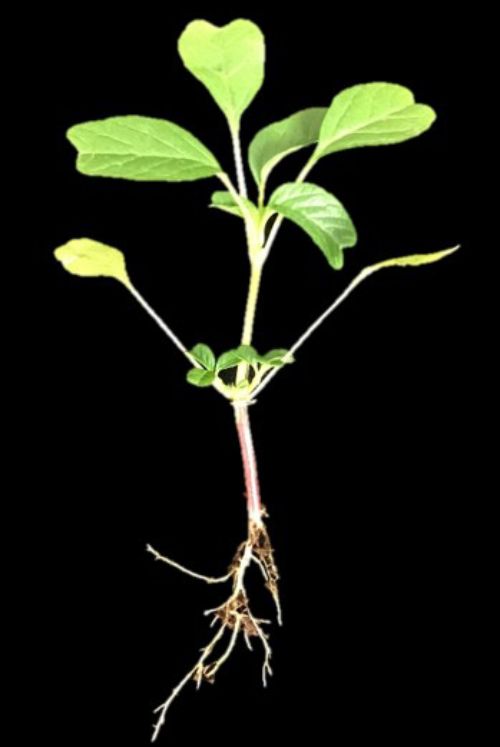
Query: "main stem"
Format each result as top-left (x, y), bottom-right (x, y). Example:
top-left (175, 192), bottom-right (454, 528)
top-left (231, 121), bottom-right (265, 523)
top-left (236, 261), bottom-right (263, 384)
top-left (234, 404), bottom-right (263, 525)
top-left (241, 262), bottom-right (263, 345)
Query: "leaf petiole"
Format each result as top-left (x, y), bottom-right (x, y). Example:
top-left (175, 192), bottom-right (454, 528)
top-left (251, 246), bottom-right (460, 399)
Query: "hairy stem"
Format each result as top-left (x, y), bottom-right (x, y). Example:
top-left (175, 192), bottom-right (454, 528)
top-left (234, 404), bottom-right (263, 524)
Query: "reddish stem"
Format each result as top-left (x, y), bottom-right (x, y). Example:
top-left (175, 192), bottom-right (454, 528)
top-left (234, 405), bottom-right (262, 524)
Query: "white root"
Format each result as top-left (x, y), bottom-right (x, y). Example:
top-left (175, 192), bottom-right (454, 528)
top-left (151, 625), bottom-right (226, 742)
top-left (148, 520), bottom-right (282, 741)
top-left (146, 544), bottom-right (233, 584)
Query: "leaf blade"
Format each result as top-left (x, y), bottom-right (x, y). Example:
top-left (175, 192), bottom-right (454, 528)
top-left (269, 182), bottom-right (357, 270)
top-left (54, 238), bottom-right (130, 285)
top-left (248, 107), bottom-right (327, 190)
top-left (235, 345), bottom-right (259, 364)
top-left (190, 344), bottom-right (216, 371)
top-left (260, 348), bottom-right (295, 366)
top-left (209, 191), bottom-right (260, 221)
top-left (360, 246), bottom-right (460, 280)
top-left (216, 350), bottom-right (244, 371)
top-left (178, 19), bottom-right (265, 130)
top-left (186, 368), bottom-right (216, 387)
top-left (314, 83), bottom-right (436, 160)
top-left (67, 116), bottom-right (221, 181)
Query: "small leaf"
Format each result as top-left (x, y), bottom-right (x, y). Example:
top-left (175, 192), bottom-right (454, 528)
top-left (186, 368), bottom-right (216, 387)
top-left (216, 350), bottom-right (244, 371)
top-left (178, 19), bottom-right (265, 130)
top-left (248, 107), bottom-right (327, 191)
top-left (210, 191), bottom-right (243, 217)
top-left (261, 348), bottom-right (295, 366)
top-left (209, 191), bottom-right (260, 221)
top-left (54, 238), bottom-right (130, 285)
top-left (191, 344), bottom-right (216, 370)
top-left (269, 182), bottom-right (357, 270)
top-left (235, 345), bottom-right (260, 364)
top-left (359, 246), bottom-right (460, 281)
top-left (67, 116), bottom-right (221, 181)
top-left (313, 82), bottom-right (436, 161)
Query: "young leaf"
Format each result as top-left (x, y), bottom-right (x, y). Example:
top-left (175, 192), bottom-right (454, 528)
top-left (186, 368), bottom-right (216, 387)
top-left (54, 238), bottom-right (130, 285)
top-left (260, 348), bottom-right (295, 366)
top-left (313, 83), bottom-right (436, 161)
top-left (178, 19), bottom-right (265, 131)
top-left (209, 191), bottom-right (260, 221)
top-left (67, 116), bottom-right (221, 181)
top-left (248, 108), bottom-right (327, 192)
top-left (359, 246), bottom-right (460, 280)
top-left (216, 350), bottom-right (243, 371)
top-left (191, 344), bottom-right (216, 370)
top-left (235, 345), bottom-right (260, 364)
top-left (269, 182), bottom-right (357, 270)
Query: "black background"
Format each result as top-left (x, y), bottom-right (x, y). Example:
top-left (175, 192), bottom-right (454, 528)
top-left (23, 4), bottom-right (483, 745)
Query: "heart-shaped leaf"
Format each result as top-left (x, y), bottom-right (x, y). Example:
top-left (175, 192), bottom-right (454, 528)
top-left (190, 344), bottom-right (216, 371)
top-left (312, 83), bottom-right (436, 161)
top-left (178, 19), bottom-right (265, 130)
top-left (54, 238), bottom-right (130, 285)
top-left (67, 116), bottom-right (221, 181)
top-left (269, 183), bottom-right (357, 270)
top-left (248, 107), bottom-right (327, 193)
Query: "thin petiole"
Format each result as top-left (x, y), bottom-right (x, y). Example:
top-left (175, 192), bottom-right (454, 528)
top-left (230, 124), bottom-right (248, 198)
top-left (127, 284), bottom-right (199, 368)
top-left (262, 155), bottom-right (317, 256)
top-left (251, 269), bottom-right (369, 398)
top-left (127, 283), bottom-right (230, 399)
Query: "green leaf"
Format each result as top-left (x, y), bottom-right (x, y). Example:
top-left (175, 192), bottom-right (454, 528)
top-left (191, 344), bottom-right (216, 370)
top-left (216, 350), bottom-right (243, 371)
top-left (178, 19), bottom-right (265, 130)
top-left (67, 116), bottom-right (221, 181)
top-left (261, 348), bottom-right (295, 366)
top-left (313, 83), bottom-right (436, 161)
top-left (235, 345), bottom-right (260, 364)
top-left (359, 246), bottom-right (460, 281)
top-left (54, 238), bottom-right (130, 285)
top-left (210, 191), bottom-right (243, 217)
top-left (248, 107), bottom-right (327, 191)
top-left (209, 191), bottom-right (260, 221)
top-left (186, 368), bottom-right (216, 387)
top-left (269, 182), bottom-right (357, 270)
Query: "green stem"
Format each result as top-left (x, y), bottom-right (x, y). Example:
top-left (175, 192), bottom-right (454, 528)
top-left (236, 261), bottom-right (263, 384)
top-left (241, 262), bottom-right (262, 345)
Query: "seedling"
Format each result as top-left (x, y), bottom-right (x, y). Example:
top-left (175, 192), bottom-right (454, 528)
top-left (54, 18), bottom-right (459, 741)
